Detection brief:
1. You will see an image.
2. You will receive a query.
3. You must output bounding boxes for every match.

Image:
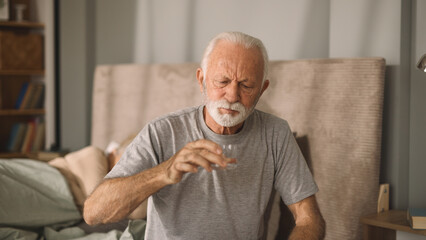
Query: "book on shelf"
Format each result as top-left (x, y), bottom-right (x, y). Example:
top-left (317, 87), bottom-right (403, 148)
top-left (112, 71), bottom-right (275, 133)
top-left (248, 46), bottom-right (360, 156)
top-left (31, 121), bottom-right (45, 152)
top-left (28, 83), bottom-right (45, 109)
top-left (407, 208), bottom-right (426, 230)
top-left (14, 82), bottom-right (29, 109)
top-left (19, 83), bottom-right (35, 110)
top-left (16, 82), bottom-right (45, 110)
top-left (5, 118), bottom-right (45, 154)
top-left (21, 121), bottom-right (36, 153)
top-left (11, 123), bottom-right (28, 152)
top-left (7, 124), bottom-right (21, 151)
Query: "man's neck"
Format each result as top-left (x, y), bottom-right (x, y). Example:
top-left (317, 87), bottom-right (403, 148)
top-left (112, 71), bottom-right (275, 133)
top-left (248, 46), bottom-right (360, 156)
top-left (203, 107), bottom-right (244, 135)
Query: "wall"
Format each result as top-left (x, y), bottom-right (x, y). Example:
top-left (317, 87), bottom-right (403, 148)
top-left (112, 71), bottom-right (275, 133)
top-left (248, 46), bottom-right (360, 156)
top-left (409, 0), bottom-right (426, 210)
top-left (132, 0), bottom-right (330, 63)
top-left (398, 231), bottom-right (426, 240)
top-left (59, 0), bottom-right (92, 149)
top-left (330, 0), bottom-right (411, 210)
top-left (32, 0), bottom-right (55, 149)
top-left (60, 1), bottom-right (426, 238)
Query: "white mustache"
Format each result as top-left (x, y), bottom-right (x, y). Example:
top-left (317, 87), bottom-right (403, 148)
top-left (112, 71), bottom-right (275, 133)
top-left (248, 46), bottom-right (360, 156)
top-left (212, 99), bottom-right (246, 113)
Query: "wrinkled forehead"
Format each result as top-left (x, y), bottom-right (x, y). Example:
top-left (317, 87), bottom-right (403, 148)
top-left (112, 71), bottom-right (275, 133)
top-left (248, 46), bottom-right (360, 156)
top-left (207, 41), bottom-right (264, 81)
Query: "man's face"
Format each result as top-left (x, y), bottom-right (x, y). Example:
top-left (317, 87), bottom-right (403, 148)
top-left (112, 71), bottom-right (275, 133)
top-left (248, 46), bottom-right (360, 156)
top-left (199, 40), bottom-right (268, 128)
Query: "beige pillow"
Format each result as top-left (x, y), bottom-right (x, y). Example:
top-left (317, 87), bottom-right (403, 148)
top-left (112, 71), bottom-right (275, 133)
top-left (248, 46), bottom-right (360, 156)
top-left (63, 146), bottom-right (109, 197)
top-left (49, 146), bottom-right (108, 202)
top-left (49, 156), bottom-right (87, 211)
top-left (50, 145), bottom-right (148, 219)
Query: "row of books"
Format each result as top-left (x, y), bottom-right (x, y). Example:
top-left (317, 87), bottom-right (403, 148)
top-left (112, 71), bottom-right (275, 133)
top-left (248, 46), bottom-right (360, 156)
top-left (7, 119), bottom-right (45, 153)
top-left (15, 82), bottom-right (45, 109)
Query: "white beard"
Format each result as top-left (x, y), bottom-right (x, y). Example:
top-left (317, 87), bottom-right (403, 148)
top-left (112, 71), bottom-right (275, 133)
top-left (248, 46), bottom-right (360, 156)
top-left (206, 99), bottom-right (246, 127)
top-left (205, 98), bottom-right (255, 127)
top-left (202, 80), bottom-right (260, 127)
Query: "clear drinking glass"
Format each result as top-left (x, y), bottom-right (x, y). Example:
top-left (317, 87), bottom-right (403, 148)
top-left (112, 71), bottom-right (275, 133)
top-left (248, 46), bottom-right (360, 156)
top-left (212, 144), bottom-right (238, 170)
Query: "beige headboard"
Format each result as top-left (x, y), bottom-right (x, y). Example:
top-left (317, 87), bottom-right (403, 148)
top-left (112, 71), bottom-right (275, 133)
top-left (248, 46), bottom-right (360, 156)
top-left (91, 58), bottom-right (385, 240)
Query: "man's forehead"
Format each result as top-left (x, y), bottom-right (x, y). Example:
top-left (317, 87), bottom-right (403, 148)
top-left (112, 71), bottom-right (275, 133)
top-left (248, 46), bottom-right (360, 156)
top-left (211, 41), bottom-right (261, 58)
top-left (210, 43), bottom-right (262, 66)
top-left (208, 51), bottom-right (263, 78)
top-left (209, 58), bottom-right (260, 78)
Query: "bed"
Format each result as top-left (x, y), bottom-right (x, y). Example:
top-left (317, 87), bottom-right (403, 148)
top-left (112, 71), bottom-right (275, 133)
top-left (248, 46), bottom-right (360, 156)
top-left (0, 146), bottom-right (145, 239)
top-left (0, 57), bottom-right (385, 240)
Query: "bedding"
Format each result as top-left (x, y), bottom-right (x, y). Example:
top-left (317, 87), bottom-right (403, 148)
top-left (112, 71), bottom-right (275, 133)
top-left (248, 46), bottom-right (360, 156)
top-left (0, 157), bottom-right (146, 239)
top-left (48, 146), bottom-right (148, 219)
top-left (0, 159), bottom-right (81, 228)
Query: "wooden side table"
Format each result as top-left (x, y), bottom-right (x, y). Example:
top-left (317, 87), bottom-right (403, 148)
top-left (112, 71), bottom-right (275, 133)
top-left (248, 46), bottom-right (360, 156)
top-left (360, 210), bottom-right (426, 240)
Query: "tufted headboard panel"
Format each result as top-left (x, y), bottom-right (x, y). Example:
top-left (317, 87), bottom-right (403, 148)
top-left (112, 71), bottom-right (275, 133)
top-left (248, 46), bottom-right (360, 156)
top-left (91, 58), bottom-right (385, 240)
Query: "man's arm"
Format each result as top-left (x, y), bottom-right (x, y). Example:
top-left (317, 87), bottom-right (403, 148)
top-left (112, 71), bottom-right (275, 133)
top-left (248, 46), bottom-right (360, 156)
top-left (83, 163), bottom-right (169, 225)
top-left (287, 195), bottom-right (326, 240)
top-left (83, 139), bottom-right (234, 225)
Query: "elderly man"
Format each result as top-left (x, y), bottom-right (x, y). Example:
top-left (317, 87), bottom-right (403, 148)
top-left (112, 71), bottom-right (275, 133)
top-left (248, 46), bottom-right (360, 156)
top-left (84, 32), bottom-right (325, 239)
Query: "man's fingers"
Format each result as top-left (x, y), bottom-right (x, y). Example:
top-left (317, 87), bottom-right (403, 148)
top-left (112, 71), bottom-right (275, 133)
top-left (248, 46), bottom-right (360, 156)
top-left (166, 139), bottom-right (232, 184)
top-left (176, 147), bottom-right (224, 172)
top-left (184, 152), bottom-right (214, 172)
top-left (224, 157), bottom-right (237, 164)
top-left (175, 162), bottom-right (199, 173)
top-left (199, 148), bottom-right (229, 167)
top-left (188, 139), bottom-right (222, 155)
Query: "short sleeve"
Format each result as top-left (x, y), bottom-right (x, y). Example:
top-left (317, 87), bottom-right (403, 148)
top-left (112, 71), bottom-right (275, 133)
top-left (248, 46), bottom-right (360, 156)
top-left (273, 122), bottom-right (318, 205)
top-left (105, 124), bottom-right (159, 179)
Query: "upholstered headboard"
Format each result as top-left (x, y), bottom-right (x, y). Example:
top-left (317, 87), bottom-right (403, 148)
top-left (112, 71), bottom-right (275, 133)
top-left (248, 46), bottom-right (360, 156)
top-left (91, 58), bottom-right (385, 240)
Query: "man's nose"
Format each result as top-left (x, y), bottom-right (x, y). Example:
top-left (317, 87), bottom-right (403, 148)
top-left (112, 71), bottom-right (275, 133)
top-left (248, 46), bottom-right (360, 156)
top-left (225, 81), bottom-right (240, 103)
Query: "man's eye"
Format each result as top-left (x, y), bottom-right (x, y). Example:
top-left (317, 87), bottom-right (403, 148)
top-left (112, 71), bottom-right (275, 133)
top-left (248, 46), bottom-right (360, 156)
top-left (215, 81), bottom-right (228, 87)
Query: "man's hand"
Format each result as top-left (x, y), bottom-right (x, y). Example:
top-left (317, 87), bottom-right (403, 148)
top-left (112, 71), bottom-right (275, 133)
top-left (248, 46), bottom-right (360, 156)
top-left (162, 139), bottom-right (236, 184)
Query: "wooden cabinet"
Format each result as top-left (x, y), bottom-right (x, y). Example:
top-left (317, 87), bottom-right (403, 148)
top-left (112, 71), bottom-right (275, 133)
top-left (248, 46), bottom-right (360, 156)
top-left (0, 21), bottom-right (46, 158)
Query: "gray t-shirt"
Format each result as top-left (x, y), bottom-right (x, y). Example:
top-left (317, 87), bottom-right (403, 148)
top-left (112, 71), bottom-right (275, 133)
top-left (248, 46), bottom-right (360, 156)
top-left (106, 105), bottom-right (318, 240)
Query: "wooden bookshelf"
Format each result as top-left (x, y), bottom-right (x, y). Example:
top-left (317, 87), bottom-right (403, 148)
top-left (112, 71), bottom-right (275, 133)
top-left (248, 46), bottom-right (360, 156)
top-left (0, 21), bottom-right (44, 29)
top-left (0, 69), bottom-right (45, 76)
top-left (0, 109), bottom-right (45, 116)
top-left (0, 152), bottom-right (29, 159)
top-left (0, 21), bottom-right (46, 156)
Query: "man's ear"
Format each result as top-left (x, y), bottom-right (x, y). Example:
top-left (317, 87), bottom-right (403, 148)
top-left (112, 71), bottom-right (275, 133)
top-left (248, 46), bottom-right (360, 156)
top-left (196, 68), bottom-right (204, 93)
top-left (259, 79), bottom-right (270, 97)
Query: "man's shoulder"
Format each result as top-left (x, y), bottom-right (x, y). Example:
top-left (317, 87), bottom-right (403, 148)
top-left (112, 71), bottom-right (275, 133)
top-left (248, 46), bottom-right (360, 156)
top-left (149, 106), bottom-right (200, 126)
top-left (253, 109), bottom-right (289, 127)
top-left (251, 109), bottom-right (294, 138)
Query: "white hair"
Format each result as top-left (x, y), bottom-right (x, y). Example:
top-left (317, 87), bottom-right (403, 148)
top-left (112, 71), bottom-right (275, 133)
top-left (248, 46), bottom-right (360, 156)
top-left (200, 31), bottom-right (269, 83)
